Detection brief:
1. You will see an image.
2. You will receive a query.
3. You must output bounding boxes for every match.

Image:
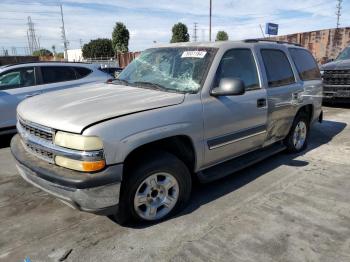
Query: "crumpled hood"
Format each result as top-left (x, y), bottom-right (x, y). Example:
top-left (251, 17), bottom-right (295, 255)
top-left (17, 83), bottom-right (185, 133)
top-left (320, 59), bottom-right (350, 70)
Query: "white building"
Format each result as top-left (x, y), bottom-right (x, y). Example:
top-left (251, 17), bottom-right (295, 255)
top-left (66, 49), bottom-right (83, 62)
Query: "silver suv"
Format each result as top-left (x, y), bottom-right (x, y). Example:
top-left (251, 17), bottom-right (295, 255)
top-left (11, 40), bottom-right (323, 224)
top-left (0, 62), bottom-right (111, 135)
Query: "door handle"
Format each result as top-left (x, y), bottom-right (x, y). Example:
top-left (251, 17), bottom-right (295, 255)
top-left (257, 98), bottom-right (267, 108)
top-left (25, 93), bottom-right (41, 98)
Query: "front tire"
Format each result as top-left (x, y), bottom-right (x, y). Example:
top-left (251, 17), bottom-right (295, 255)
top-left (284, 112), bottom-right (310, 153)
top-left (117, 151), bottom-right (192, 224)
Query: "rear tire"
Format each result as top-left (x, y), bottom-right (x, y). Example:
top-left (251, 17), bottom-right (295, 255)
top-left (284, 112), bottom-right (310, 153)
top-left (116, 151), bottom-right (192, 225)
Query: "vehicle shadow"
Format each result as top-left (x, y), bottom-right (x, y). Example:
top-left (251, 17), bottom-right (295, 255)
top-left (119, 120), bottom-right (346, 228)
top-left (0, 134), bottom-right (15, 149)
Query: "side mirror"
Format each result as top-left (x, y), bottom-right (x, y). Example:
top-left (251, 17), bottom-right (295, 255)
top-left (211, 78), bottom-right (245, 96)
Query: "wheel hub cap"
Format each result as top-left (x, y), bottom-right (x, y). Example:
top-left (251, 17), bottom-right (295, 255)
top-left (134, 172), bottom-right (179, 221)
top-left (293, 121), bottom-right (307, 150)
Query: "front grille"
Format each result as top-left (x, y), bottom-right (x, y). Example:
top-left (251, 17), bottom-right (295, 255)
top-left (25, 142), bottom-right (54, 162)
top-left (19, 120), bottom-right (53, 142)
top-left (323, 70), bottom-right (350, 86)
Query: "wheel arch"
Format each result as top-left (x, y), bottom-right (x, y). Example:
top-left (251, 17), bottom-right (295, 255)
top-left (123, 135), bottom-right (197, 176)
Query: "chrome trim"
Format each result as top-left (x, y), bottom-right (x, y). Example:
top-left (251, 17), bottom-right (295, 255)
top-left (17, 121), bottom-right (104, 162)
top-left (18, 115), bottom-right (54, 136)
top-left (209, 130), bottom-right (267, 150)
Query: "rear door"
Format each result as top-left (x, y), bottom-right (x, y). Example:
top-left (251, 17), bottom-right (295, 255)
top-left (258, 48), bottom-right (303, 145)
top-left (0, 66), bottom-right (41, 129)
top-left (202, 48), bottom-right (268, 167)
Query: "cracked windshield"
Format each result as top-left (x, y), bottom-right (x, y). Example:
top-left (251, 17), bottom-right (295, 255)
top-left (117, 48), bottom-right (216, 93)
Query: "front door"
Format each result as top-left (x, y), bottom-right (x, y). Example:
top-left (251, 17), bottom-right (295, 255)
top-left (202, 48), bottom-right (268, 167)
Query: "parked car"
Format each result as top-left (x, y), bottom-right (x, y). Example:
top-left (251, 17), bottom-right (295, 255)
top-left (0, 62), bottom-right (111, 135)
top-left (11, 40), bottom-right (323, 224)
top-left (320, 45), bottom-right (350, 103)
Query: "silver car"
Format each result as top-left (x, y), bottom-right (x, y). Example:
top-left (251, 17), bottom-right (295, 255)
top-left (0, 62), bottom-right (111, 135)
top-left (11, 40), bottom-right (323, 224)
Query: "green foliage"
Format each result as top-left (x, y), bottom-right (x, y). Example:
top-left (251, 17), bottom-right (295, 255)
top-left (32, 49), bottom-right (53, 56)
top-left (56, 52), bottom-right (64, 59)
top-left (82, 38), bottom-right (114, 58)
top-left (112, 22), bottom-right (130, 53)
top-left (216, 31), bottom-right (229, 41)
top-left (170, 23), bottom-right (190, 43)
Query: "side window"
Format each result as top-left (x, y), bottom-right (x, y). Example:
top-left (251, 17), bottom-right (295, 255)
top-left (74, 67), bottom-right (92, 79)
top-left (289, 48), bottom-right (321, 80)
top-left (261, 49), bottom-right (295, 87)
top-left (41, 66), bottom-right (76, 84)
top-left (215, 49), bottom-right (260, 90)
top-left (0, 67), bottom-right (35, 90)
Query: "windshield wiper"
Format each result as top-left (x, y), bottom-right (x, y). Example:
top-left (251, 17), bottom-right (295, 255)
top-left (132, 81), bottom-right (174, 92)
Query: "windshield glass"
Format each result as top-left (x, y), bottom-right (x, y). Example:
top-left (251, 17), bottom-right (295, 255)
top-left (117, 47), bottom-right (217, 93)
top-left (336, 47), bottom-right (350, 61)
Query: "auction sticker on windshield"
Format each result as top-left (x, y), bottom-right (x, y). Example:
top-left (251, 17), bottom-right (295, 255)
top-left (181, 51), bottom-right (207, 58)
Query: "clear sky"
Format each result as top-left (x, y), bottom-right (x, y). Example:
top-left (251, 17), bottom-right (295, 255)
top-left (0, 0), bottom-right (349, 54)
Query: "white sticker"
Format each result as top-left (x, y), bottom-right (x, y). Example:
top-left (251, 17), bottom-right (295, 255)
top-left (181, 51), bottom-right (207, 58)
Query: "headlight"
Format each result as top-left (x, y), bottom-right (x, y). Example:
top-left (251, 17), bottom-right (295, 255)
top-left (54, 131), bottom-right (103, 151)
top-left (320, 70), bottom-right (324, 76)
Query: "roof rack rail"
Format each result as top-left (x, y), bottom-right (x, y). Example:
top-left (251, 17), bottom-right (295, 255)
top-left (244, 39), bottom-right (302, 47)
top-left (0, 61), bottom-right (92, 68)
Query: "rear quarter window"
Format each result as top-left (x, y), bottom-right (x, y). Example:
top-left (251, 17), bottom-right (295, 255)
top-left (261, 49), bottom-right (295, 87)
top-left (74, 67), bottom-right (92, 79)
top-left (289, 48), bottom-right (321, 81)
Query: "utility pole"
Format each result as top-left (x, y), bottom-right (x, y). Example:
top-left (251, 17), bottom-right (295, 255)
top-left (60, 4), bottom-right (69, 60)
top-left (336, 0), bottom-right (342, 29)
top-left (209, 0), bottom-right (212, 41)
top-left (193, 22), bottom-right (198, 42)
top-left (27, 16), bottom-right (39, 54)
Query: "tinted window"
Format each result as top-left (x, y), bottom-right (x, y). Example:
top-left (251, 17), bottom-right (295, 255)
top-left (215, 49), bottom-right (259, 90)
top-left (261, 49), bottom-right (295, 87)
top-left (289, 48), bottom-right (321, 80)
top-left (0, 67), bottom-right (35, 90)
top-left (41, 66), bottom-right (76, 84)
top-left (74, 67), bottom-right (92, 79)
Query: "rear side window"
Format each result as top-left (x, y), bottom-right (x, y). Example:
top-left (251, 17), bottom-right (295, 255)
top-left (261, 49), bottom-right (295, 87)
top-left (41, 66), bottom-right (76, 84)
top-left (74, 67), bottom-right (92, 79)
top-left (289, 48), bottom-right (321, 80)
top-left (215, 49), bottom-right (260, 90)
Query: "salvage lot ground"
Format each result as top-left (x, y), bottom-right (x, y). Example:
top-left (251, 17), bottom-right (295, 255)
top-left (0, 106), bottom-right (350, 262)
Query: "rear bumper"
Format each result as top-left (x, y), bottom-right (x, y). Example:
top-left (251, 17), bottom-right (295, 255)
top-left (11, 135), bottom-right (122, 214)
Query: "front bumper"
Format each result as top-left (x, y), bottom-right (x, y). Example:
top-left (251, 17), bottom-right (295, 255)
top-left (11, 135), bottom-right (122, 214)
top-left (323, 85), bottom-right (350, 101)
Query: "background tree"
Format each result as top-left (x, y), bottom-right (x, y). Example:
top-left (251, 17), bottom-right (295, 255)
top-left (170, 23), bottom-right (190, 43)
top-left (112, 22), bottom-right (130, 54)
top-left (216, 31), bottom-right (229, 41)
top-left (82, 38), bottom-right (114, 58)
top-left (32, 49), bottom-right (53, 56)
top-left (51, 45), bottom-right (56, 55)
